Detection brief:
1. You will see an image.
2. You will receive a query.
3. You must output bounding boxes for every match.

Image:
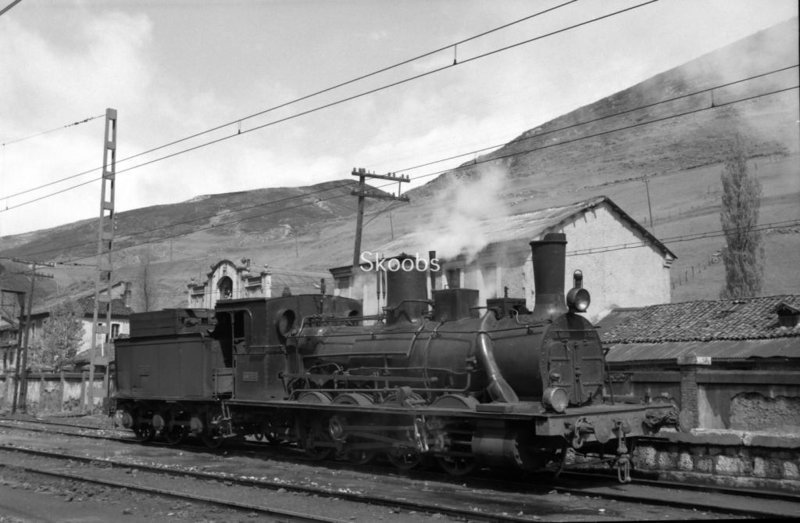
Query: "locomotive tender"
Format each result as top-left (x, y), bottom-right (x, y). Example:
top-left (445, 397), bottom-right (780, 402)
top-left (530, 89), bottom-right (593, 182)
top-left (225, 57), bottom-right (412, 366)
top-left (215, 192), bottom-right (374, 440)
top-left (113, 233), bottom-right (677, 481)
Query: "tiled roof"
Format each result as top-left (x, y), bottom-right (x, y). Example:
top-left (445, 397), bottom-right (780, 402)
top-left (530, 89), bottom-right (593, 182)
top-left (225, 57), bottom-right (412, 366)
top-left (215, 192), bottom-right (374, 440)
top-left (371, 196), bottom-right (676, 262)
top-left (600, 295), bottom-right (800, 344)
top-left (75, 295), bottom-right (133, 317)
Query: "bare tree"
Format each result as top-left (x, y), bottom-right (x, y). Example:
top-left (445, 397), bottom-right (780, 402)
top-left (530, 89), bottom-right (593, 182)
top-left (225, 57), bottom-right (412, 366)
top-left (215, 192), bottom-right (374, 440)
top-left (719, 136), bottom-right (764, 298)
top-left (35, 301), bottom-right (85, 371)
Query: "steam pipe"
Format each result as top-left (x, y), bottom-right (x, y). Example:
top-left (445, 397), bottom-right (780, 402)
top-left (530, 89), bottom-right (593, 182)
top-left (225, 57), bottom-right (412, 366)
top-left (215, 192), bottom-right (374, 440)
top-left (476, 312), bottom-right (519, 403)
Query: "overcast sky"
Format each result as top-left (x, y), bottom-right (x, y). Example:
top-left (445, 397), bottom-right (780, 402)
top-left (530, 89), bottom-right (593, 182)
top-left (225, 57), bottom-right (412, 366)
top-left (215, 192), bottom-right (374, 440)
top-left (0, 0), bottom-right (797, 238)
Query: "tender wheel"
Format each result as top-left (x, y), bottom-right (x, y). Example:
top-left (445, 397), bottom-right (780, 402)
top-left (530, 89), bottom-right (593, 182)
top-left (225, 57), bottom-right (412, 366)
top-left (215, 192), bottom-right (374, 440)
top-left (163, 425), bottom-right (186, 445)
top-left (133, 424), bottom-right (155, 442)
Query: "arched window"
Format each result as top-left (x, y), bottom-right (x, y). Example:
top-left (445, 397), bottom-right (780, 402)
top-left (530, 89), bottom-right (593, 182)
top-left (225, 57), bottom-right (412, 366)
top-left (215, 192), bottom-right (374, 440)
top-left (218, 276), bottom-right (233, 300)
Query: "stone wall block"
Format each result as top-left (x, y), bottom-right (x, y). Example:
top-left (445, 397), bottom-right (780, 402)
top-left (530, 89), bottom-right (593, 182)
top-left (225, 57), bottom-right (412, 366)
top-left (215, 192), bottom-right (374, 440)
top-left (678, 452), bottom-right (694, 471)
top-left (784, 461), bottom-right (800, 480)
top-left (695, 456), bottom-right (714, 474)
top-left (715, 455), bottom-right (742, 476)
top-left (753, 457), bottom-right (767, 477)
top-left (657, 451), bottom-right (677, 469)
top-left (635, 446), bottom-right (658, 469)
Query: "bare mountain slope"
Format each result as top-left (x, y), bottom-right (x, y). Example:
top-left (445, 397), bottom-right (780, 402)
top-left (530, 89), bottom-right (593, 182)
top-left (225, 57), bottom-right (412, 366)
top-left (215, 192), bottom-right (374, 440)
top-left (2, 18), bottom-right (797, 308)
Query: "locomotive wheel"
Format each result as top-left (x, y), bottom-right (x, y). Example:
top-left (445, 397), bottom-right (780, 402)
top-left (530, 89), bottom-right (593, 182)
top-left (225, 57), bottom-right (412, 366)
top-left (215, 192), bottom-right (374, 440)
top-left (346, 449), bottom-right (377, 465)
top-left (201, 429), bottom-right (224, 449)
top-left (431, 394), bottom-right (477, 476)
top-left (333, 393), bottom-right (377, 465)
top-left (258, 421), bottom-right (283, 445)
top-left (297, 392), bottom-right (334, 460)
top-left (386, 445), bottom-right (422, 471)
top-left (436, 455), bottom-right (476, 476)
top-left (298, 421), bottom-right (334, 460)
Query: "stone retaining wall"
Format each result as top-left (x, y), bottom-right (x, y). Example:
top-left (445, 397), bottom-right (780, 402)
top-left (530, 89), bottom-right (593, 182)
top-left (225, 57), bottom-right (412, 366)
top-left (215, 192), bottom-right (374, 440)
top-left (634, 429), bottom-right (800, 493)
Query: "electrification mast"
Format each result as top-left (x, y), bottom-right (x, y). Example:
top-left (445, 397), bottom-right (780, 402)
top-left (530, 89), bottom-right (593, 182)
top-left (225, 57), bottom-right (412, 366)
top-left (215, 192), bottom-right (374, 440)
top-left (88, 108), bottom-right (117, 413)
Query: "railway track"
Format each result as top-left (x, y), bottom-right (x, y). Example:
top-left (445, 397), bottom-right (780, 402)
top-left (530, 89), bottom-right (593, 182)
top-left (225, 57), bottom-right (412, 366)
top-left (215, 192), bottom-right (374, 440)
top-left (3, 417), bottom-right (798, 519)
top-left (0, 454), bottom-right (341, 523)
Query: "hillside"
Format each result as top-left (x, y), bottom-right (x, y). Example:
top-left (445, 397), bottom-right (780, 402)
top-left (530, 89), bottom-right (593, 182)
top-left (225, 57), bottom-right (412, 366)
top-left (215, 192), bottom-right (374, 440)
top-left (1, 18), bottom-right (798, 310)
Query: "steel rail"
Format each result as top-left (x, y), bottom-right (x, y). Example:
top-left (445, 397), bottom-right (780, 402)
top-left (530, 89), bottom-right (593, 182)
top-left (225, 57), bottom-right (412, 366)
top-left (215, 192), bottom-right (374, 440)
top-left (0, 443), bottom-right (538, 523)
top-left (0, 454), bottom-right (342, 523)
top-left (3, 418), bottom-right (798, 518)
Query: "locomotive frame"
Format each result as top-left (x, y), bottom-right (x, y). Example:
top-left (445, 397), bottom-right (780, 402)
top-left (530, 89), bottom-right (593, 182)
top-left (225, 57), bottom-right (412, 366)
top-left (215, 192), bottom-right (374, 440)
top-left (112, 233), bottom-right (678, 481)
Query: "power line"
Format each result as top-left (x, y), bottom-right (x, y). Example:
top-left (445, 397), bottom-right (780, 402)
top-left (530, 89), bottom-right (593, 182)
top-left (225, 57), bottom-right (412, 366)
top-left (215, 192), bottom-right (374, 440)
top-left (6, 66), bottom-right (797, 265)
top-left (0, 0), bottom-right (657, 212)
top-left (388, 64), bottom-right (800, 179)
top-left (0, 0), bottom-right (578, 203)
top-left (567, 219), bottom-right (800, 257)
top-left (1, 114), bottom-right (105, 149)
top-left (0, 0), bottom-right (22, 17)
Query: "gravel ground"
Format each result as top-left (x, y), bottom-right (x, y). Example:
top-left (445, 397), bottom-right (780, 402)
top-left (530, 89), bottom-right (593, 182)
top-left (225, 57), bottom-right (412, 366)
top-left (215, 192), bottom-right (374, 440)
top-left (0, 413), bottom-right (749, 521)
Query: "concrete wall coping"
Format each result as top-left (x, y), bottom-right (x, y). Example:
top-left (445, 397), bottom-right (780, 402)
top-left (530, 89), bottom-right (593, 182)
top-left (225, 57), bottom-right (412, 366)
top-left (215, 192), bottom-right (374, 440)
top-left (659, 428), bottom-right (800, 449)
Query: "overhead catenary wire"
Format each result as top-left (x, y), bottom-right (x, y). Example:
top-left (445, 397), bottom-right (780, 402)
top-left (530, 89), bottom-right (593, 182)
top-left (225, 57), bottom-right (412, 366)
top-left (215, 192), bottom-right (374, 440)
top-left (1, 114), bottom-right (105, 149)
top-left (566, 218), bottom-right (800, 257)
top-left (4, 65), bottom-right (797, 266)
top-left (0, 0), bottom-right (657, 211)
top-left (0, 0), bottom-right (579, 203)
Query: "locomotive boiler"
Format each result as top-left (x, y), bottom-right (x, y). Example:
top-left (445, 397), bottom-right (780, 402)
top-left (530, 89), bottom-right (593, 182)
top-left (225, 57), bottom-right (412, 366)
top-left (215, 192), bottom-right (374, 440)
top-left (280, 232), bottom-right (677, 478)
top-left (112, 233), bottom-right (677, 481)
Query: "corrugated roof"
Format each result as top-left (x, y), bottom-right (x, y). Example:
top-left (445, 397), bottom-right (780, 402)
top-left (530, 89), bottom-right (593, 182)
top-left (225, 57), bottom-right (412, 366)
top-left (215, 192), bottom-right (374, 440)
top-left (601, 295), bottom-right (800, 344)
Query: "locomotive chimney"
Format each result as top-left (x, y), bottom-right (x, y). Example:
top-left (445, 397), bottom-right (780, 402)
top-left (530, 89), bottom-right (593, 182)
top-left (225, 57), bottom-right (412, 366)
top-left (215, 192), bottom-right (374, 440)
top-left (385, 253), bottom-right (428, 325)
top-left (529, 232), bottom-right (568, 321)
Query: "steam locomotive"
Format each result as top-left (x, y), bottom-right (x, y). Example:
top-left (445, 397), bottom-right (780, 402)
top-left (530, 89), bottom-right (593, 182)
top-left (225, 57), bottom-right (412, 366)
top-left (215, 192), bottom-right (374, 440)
top-left (113, 233), bottom-right (677, 481)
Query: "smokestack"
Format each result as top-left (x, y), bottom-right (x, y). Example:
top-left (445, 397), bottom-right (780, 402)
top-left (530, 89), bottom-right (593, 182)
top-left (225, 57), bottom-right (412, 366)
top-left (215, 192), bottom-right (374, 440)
top-left (529, 233), bottom-right (568, 321)
top-left (385, 254), bottom-right (428, 325)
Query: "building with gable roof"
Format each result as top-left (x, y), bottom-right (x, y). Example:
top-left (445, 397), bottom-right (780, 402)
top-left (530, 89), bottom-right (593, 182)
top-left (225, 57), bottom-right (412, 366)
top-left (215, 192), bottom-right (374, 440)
top-left (187, 258), bottom-right (334, 309)
top-left (331, 196), bottom-right (677, 322)
top-left (600, 295), bottom-right (800, 432)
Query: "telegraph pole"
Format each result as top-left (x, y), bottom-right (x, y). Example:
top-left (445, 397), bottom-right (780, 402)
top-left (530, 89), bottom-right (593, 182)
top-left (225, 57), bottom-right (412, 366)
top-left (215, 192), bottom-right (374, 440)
top-left (351, 168), bottom-right (410, 269)
top-left (88, 108), bottom-right (117, 413)
top-left (11, 259), bottom-right (54, 413)
top-left (642, 175), bottom-right (655, 233)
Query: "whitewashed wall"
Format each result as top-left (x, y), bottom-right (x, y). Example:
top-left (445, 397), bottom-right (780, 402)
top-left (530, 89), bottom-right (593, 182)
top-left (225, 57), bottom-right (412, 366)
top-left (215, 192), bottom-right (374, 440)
top-left (335, 203), bottom-right (673, 321)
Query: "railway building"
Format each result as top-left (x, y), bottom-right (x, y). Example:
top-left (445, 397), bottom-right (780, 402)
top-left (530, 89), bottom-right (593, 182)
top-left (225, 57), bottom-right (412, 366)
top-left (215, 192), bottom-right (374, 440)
top-left (600, 295), bottom-right (800, 432)
top-left (186, 258), bottom-right (333, 309)
top-left (0, 267), bottom-right (28, 373)
top-left (330, 196), bottom-right (676, 323)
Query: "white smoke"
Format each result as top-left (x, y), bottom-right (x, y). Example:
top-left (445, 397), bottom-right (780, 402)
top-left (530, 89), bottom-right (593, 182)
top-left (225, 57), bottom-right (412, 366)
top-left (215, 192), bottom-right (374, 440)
top-left (420, 163), bottom-right (509, 262)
